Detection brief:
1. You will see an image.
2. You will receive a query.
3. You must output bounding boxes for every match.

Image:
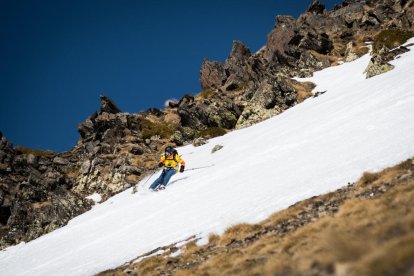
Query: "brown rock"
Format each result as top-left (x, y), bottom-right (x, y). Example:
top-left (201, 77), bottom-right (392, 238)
top-left (200, 60), bottom-right (227, 90)
top-left (264, 16), bottom-right (297, 63)
top-left (222, 41), bottom-right (251, 90)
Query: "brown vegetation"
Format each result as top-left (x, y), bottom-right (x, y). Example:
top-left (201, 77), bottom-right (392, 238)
top-left (15, 146), bottom-right (55, 156)
top-left (308, 50), bottom-right (339, 65)
top-left (196, 127), bottom-right (227, 139)
top-left (197, 89), bottom-right (216, 99)
top-left (373, 29), bottom-right (414, 53)
top-left (352, 45), bottom-right (369, 57)
top-left (139, 119), bottom-right (178, 140)
top-left (289, 80), bottom-right (316, 103)
top-left (100, 158), bottom-right (414, 276)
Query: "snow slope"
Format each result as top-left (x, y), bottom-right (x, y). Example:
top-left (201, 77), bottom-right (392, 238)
top-left (1, 39), bottom-right (414, 275)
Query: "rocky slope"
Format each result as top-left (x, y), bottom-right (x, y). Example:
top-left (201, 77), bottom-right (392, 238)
top-left (0, 132), bottom-right (91, 248)
top-left (1, 0), bottom-right (413, 249)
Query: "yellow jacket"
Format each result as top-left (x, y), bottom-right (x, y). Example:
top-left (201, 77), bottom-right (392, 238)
top-left (159, 153), bottom-right (185, 172)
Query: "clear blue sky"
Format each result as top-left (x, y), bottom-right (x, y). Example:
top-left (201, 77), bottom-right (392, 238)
top-left (0, 0), bottom-right (340, 152)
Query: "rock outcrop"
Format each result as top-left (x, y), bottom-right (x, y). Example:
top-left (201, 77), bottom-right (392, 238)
top-left (200, 60), bottom-right (227, 91)
top-left (365, 29), bottom-right (413, 78)
top-left (100, 95), bottom-right (121, 114)
top-left (0, 133), bottom-right (91, 249)
top-left (198, 0), bottom-right (414, 126)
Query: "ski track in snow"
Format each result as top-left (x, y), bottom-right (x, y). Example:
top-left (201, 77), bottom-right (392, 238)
top-left (1, 39), bottom-right (414, 275)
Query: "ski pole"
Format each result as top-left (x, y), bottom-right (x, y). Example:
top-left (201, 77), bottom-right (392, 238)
top-left (185, 164), bottom-right (214, 171)
top-left (142, 170), bottom-right (157, 185)
top-left (132, 169), bottom-right (158, 193)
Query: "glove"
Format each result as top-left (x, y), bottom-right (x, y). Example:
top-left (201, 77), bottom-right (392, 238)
top-left (179, 166), bottom-right (185, 173)
top-left (158, 162), bottom-right (163, 168)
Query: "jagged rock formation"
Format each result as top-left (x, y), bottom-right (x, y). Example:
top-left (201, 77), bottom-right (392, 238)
top-left (99, 95), bottom-right (121, 114)
top-left (0, 132), bottom-right (91, 249)
top-left (198, 0), bottom-right (413, 126)
top-left (75, 99), bottom-right (165, 198)
top-left (176, 93), bottom-right (242, 130)
top-left (1, 0), bottom-right (413, 250)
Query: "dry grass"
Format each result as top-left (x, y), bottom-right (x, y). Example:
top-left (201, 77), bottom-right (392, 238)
top-left (373, 29), bottom-right (414, 53)
top-left (308, 50), bottom-right (339, 65)
top-left (396, 159), bottom-right (413, 170)
top-left (329, 31), bottom-right (375, 62)
top-left (182, 240), bottom-right (198, 256)
top-left (31, 201), bottom-right (53, 209)
top-left (208, 233), bottom-right (220, 244)
top-left (100, 154), bottom-right (117, 160)
top-left (66, 166), bottom-right (81, 179)
top-left (197, 127), bottom-right (227, 138)
top-left (359, 158), bottom-right (412, 187)
top-left (347, 39), bottom-right (370, 57)
top-left (197, 89), bottom-right (216, 99)
top-left (139, 118), bottom-right (178, 140)
top-left (353, 45), bottom-right (369, 56)
top-left (136, 255), bottom-right (165, 275)
top-left (360, 171), bottom-right (380, 185)
top-left (327, 182), bottom-right (414, 275)
top-left (218, 223), bottom-right (263, 245)
top-left (15, 146), bottom-right (55, 157)
top-left (289, 80), bottom-right (316, 103)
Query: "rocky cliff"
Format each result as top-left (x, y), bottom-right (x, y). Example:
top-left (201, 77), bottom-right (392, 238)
top-left (0, 132), bottom-right (91, 247)
top-left (1, 0), bottom-right (413, 249)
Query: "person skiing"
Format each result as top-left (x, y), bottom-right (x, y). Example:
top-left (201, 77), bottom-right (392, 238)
top-left (149, 145), bottom-right (185, 191)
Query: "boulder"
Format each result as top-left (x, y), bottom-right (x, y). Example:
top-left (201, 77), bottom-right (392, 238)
top-left (200, 60), bottom-right (227, 90)
top-left (192, 137), bottom-right (208, 147)
top-left (222, 41), bottom-right (251, 91)
top-left (172, 130), bottom-right (185, 146)
top-left (211, 144), bottom-right (223, 154)
top-left (100, 95), bottom-right (121, 114)
top-left (26, 154), bottom-right (38, 167)
top-left (236, 76), bottom-right (296, 128)
top-left (172, 127), bottom-right (197, 145)
top-left (177, 94), bottom-right (195, 108)
top-left (306, 0), bottom-right (325, 15)
top-left (53, 156), bottom-right (69, 166)
top-left (80, 160), bottom-right (92, 175)
top-left (78, 107), bottom-right (130, 145)
top-left (130, 146), bottom-right (145, 155)
top-left (365, 45), bottom-right (410, 78)
top-left (177, 94), bottom-right (241, 131)
top-left (167, 99), bottom-right (179, 108)
top-left (264, 16), bottom-right (298, 64)
top-left (78, 117), bottom-right (95, 140)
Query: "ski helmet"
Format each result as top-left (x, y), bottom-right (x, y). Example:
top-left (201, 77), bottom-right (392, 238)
top-left (165, 146), bottom-right (174, 155)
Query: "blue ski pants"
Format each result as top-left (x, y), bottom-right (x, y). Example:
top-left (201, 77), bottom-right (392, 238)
top-left (149, 169), bottom-right (176, 190)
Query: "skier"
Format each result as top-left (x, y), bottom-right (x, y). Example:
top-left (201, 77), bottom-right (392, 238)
top-left (149, 145), bottom-right (185, 191)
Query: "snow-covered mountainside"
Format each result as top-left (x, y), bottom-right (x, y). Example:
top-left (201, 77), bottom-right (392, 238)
top-left (1, 39), bottom-right (414, 276)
